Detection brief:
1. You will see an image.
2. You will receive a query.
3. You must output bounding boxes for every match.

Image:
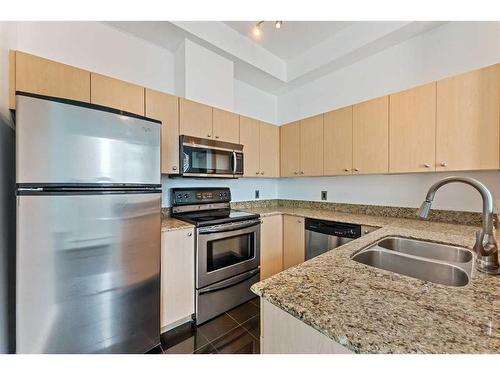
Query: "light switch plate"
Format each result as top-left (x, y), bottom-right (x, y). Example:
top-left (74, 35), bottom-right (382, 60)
top-left (255, 190), bottom-right (260, 199)
top-left (321, 191), bottom-right (327, 200)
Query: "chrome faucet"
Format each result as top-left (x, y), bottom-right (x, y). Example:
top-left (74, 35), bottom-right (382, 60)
top-left (418, 176), bottom-right (500, 275)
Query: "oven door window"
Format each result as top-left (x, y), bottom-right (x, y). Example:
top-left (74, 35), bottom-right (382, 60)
top-left (207, 233), bottom-right (255, 272)
top-left (183, 146), bottom-right (233, 175)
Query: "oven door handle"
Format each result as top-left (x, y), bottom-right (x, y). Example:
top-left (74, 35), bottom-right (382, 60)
top-left (198, 220), bottom-right (260, 234)
top-left (198, 269), bottom-right (260, 295)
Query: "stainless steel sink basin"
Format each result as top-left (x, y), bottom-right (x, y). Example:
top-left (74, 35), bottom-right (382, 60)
top-left (351, 236), bottom-right (473, 287)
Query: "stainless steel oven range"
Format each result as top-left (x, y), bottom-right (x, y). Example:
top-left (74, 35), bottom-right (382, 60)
top-left (171, 187), bottom-right (260, 325)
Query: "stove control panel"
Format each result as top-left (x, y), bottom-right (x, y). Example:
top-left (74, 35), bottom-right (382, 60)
top-left (171, 187), bottom-right (231, 206)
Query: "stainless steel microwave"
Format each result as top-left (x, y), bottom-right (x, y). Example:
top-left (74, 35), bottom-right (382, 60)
top-left (179, 135), bottom-right (244, 178)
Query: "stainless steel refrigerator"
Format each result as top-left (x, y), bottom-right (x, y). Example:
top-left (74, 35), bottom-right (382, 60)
top-left (15, 93), bottom-right (162, 353)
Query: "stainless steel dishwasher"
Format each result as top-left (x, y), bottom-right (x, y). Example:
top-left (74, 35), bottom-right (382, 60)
top-left (305, 218), bottom-right (379, 260)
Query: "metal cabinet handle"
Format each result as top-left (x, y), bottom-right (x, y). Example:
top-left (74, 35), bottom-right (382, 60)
top-left (424, 164), bottom-right (430, 168)
top-left (172, 166), bottom-right (178, 171)
top-left (215, 135), bottom-right (219, 139)
top-left (294, 171), bottom-right (298, 175)
top-left (187, 232), bottom-right (192, 237)
top-left (260, 171), bottom-right (264, 175)
top-left (440, 162), bottom-right (447, 167)
top-left (300, 171), bottom-right (304, 175)
top-left (255, 171), bottom-right (259, 175)
top-left (207, 134), bottom-right (212, 138)
top-left (344, 168), bottom-right (350, 172)
top-left (354, 168), bottom-right (359, 172)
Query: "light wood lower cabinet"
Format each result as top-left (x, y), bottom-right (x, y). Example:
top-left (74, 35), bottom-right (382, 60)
top-left (260, 215), bottom-right (283, 280)
top-left (12, 51), bottom-right (91, 108)
top-left (161, 227), bottom-right (195, 332)
top-left (324, 106), bottom-right (353, 176)
top-left (212, 107), bottom-right (239, 143)
top-left (282, 215), bottom-right (305, 269)
top-left (300, 114), bottom-right (324, 176)
top-left (261, 299), bottom-right (353, 354)
top-left (145, 89), bottom-right (180, 174)
top-left (436, 64), bottom-right (500, 171)
top-left (90, 73), bottom-right (145, 115)
top-left (389, 83), bottom-right (436, 173)
top-left (179, 98), bottom-right (213, 139)
top-left (280, 121), bottom-right (301, 177)
top-left (352, 96), bottom-right (389, 175)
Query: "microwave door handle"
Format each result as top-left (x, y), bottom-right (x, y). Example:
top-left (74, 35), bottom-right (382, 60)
top-left (232, 151), bottom-right (237, 174)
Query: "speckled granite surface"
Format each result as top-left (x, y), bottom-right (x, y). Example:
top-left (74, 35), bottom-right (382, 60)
top-left (233, 199), bottom-right (489, 227)
top-left (161, 217), bottom-right (194, 232)
top-left (252, 218), bottom-right (500, 354)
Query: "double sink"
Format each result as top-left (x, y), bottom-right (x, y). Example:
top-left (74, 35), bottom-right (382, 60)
top-left (351, 237), bottom-right (473, 287)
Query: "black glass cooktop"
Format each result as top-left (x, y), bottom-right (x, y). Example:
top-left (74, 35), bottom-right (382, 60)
top-left (173, 209), bottom-right (260, 227)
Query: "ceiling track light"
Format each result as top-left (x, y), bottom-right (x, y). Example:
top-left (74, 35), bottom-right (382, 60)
top-left (252, 21), bottom-right (283, 37)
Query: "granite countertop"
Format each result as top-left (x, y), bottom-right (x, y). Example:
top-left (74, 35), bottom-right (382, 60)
top-left (161, 217), bottom-right (194, 232)
top-left (250, 206), bottom-right (500, 353)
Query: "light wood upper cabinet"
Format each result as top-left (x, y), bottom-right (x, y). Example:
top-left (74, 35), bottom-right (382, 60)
top-left (91, 73), bottom-right (144, 115)
top-left (259, 122), bottom-right (280, 177)
top-left (260, 215), bottom-right (283, 280)
top-left (13, 51), bottom-right (90, 107)
top-left (161, 227), bottom-right (195, 331)
top-left (240, 116), bottom-right (261, 177)
top-left (212, 108), bottom-right (239, 143)
top-left (145, 89), bottom-right (179, 175)
top-left (179, 98), bottom-right (213, 139)
top-left (324, 106), bottom-right (353, 176)
top-left (300, 114), bottom-right (324, 176)
top-left (283, 215), bottom-right (305, 270)
top-left (436, 65), bottom-right (500, 171)
top-left (389, 83), bottom-right (436, 173)
top-left (280, 121), bottom-right (301, 177)
top-left (353, 96), bottom-right (389, 175)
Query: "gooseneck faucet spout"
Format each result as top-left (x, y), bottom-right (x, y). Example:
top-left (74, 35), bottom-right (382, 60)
top-left (418, 176), bottom-right (499, 275)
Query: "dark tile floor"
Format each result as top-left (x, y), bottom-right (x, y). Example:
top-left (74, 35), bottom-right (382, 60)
top-left (148, 297), bottom-right (260, 354)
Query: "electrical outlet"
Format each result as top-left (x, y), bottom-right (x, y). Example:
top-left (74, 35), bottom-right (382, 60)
top-left (255, 190), bottom-right (260, 199)
top-left (321, 191), bottom-right (327, 200)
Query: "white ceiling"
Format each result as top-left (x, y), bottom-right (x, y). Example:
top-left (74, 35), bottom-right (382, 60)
top-left (106, 21), bottom-right (445, 95)
top-left (223, 21), bottom-right (353, 60)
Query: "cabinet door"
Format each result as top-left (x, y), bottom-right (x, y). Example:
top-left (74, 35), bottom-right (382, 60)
top-left (260, 215), bottom-right (283, 280)
top-left (324, 106), bottom-right (353, 176)
top-left (14, 51), bottom-right (90, 106)
top-left (300, 114), bottom-right (324, 176)
top-left (240, 116), bottom-right (261, 177)
top-left (282, 215), bottom-right (305, 270)
top-left (145, 89), bottom-right (180, 175)
top-left (259, 122), bottom-right (280, 177)
top-left (352, 96), bottom-right (389, 175)
top-left (179, 98), bottom-right (213, 139)
top-left (212, 108), bottom-right (239, 143)
top-left (91, 73), bottom-right (145, 115)
top-left (389, 83), bottom-right (436, 173)
top-left (161, 228), bottom-right (195, 330)
top-left (280, 121), bottom-right (301, 177)
top-left (436, 65), bottom-right (500, 171)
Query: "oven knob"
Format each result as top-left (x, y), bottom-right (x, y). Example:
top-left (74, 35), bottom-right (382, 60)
top-left (219, 192), bottom-right (223, 197)
top-left (184, 194), bottom-right (189, 199)
top-left (177, 194), bottom-right (182, 200)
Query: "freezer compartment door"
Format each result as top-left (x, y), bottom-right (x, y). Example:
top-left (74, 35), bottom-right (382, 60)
top-left (16, 94), bottom-right (160, 185)
top-left (16, 193), bottom-right (161, 353)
